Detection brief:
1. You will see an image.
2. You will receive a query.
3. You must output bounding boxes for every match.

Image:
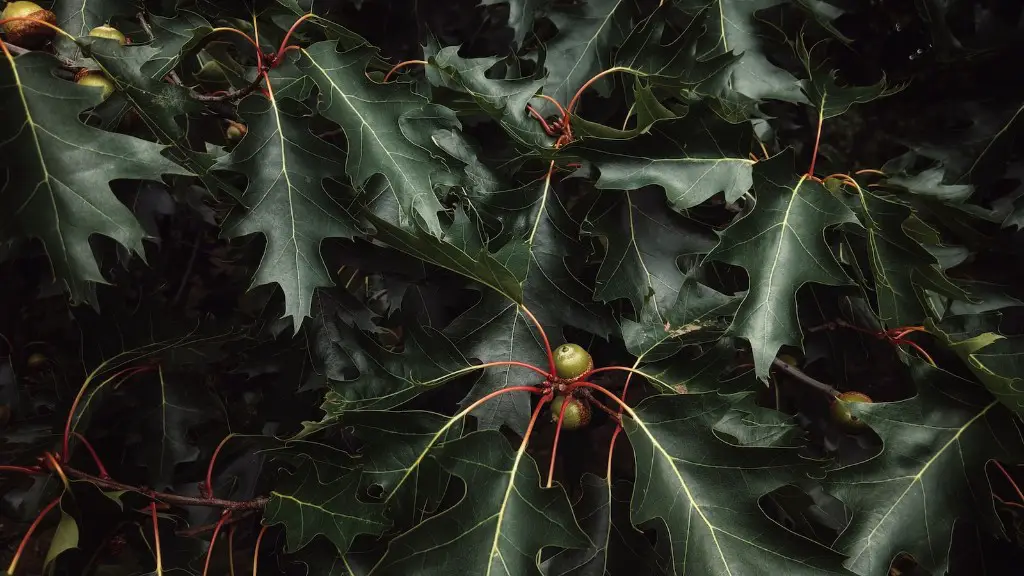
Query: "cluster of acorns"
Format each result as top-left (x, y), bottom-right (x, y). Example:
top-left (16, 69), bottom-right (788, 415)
top-left (2, 2), bottom-right (124, 98)
top-left (549, 344), bottom-right (593, 430)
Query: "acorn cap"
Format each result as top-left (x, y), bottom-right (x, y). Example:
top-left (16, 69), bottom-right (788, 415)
top-left (2, 3), bottom-right (57, 48)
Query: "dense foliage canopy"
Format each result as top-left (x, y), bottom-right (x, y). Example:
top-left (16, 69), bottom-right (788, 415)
top-left (2, 0), bottom-right (1023, 574)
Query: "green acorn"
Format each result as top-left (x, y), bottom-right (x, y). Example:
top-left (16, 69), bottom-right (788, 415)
top-left (553, 343), bottom-right (592, 381)
top-left (550, 394), bottom-right (591, 430)
top-left (830, 391), bottom-right (873, 431)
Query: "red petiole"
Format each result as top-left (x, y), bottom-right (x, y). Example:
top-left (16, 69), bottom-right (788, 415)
top-left (6, 496), bottom-right (61, 575)
top-left (73, 432), bottom-right (110, 478)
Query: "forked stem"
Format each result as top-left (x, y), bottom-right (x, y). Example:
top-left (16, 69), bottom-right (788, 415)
top-left (993, 461), bottom-right (1024, 504)
top-left (209, 27), bottom-right (263, 69)
top-left (64, 366), bottom-right (151, 463)
top-left (6, 496), bottom-right (61, 575)
top-left (564, 66), bottom-right (640, 138)
top-left (897, 339), bottom-right (936, 367)
top-left (275, 13), bottom-right (315, 60)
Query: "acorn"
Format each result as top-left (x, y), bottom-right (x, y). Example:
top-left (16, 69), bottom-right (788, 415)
top-left (550, 394), bottom-right (591, 430)
top-left (1, 1), bottom-right (57, 48)
top-left (26, 352), bottom-right (47, 369)
top-left (88, 24), bottom-right (126, 45)
top-left (830, 391), bottom-right (873, 431)
top-left (75, 70), bottom-right (115, 100)
top-left (553, 343), bottom-right (592, 381)
top-left (225, 120), bottom-right (247, 142)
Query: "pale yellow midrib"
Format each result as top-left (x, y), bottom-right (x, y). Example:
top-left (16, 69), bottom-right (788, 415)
top-left (264, 83), bottom-right (302, 298)
top-left (3, 51), bottom-right (67, 274)
top-left (848, 400), bottom-right (999, 565)
top-left (760, 176), bottom-right (806, 358)
top-left (301, 51), bottom-right (416, 208)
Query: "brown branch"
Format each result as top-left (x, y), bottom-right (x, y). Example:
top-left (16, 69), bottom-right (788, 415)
top-left (771, 359), bottom-right (840, 398)
top-left (136, 12), bottom-right (155, 41)
top-left (581, 389), bottom-right (621, 423)
top-left (189, 74), bottom-right (264, 102)
top-left (63, 465), bottom-right (268, 510)
top-left (4, 40), bottom-right (76, 68)
top-left (3, 41), bottom-right (29, 57)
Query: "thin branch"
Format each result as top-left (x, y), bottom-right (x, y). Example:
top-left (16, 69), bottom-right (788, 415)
top-left (4, 40), bottom-right (75, 68)
top-left (62, 465), bottom-right (269, 510)
top-left (137, 12), bottom-right (155, 41)
top-left (3, 41), bottom-right (29, 56)
top-left (190, 74), bottom-right (264, 102)
top-left (771, 358), bottom-right (840, 397)
top-left (581, 389), bottom-right (621, 422)
top-left (139, 12), bottom-right (185, 84)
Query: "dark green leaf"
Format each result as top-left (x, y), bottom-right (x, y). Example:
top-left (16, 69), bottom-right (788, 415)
top-left (571, 104), bottom-right (756, 212)
top-left (369, 430), bottom-right (590, 575)
top-left (623, 392), bottom-right (853, 574)
top-left (214, 95), bottom-right (360, 330)
top-left (823, 360), bottom-right (1024, 574)
top-left (266, 462), bottom-right (389, 553)
top-left (298, 42), bottom-right (455, 236)
top-left (584, 187), bottom-right (718, 316)
top-left (544, 0), bottom-right (634, 104)
top-left (0, 52), bottom-right (190, 302)
top-left (709, 151), bottom-right (857, 378)
top-left (854, 189), bottom-right (966, 327)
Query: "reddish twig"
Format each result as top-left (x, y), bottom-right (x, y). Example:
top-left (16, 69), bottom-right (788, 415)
top-left (252, 525), bottom-right (269, 576)
top-left (64, 366), bottom-right (152, 463)
top-left (807, 103), bottom-right (825, 178)
top-left (383, 59), bottom-right (427, 82)
top-left (6, 496), bottom-right (61, 575)
top-left (72, 432), bottom-right (110, 479)
top-left (202, 512), bottom-right (232, 576)
top-left (547, 394), bottom-right (572, 488)
top-left (275, 13), bottom-right (315, 61)
top-left (210, 27), bottom-right (263, 70)
top-left (993, 461), bottom-right (1024, 504)
top-left (582, 389), bottom-right (621, 422)
top-left (150, 503), bottom-right (164, 575)
top-left (519, 306), bottom-right (555, 376)
top-left (0, 465), bottom-right (42, 475)
top-left (206, 434), bottom-right (236, 499)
